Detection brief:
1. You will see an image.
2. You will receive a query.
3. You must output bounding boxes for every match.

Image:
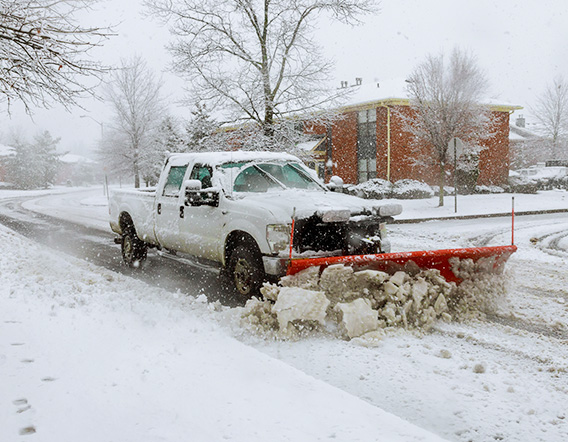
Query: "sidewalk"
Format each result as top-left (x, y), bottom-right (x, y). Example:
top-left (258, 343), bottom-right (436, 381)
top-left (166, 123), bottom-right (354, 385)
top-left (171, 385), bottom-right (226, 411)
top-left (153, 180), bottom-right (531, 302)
top-left (391, 190), bottom-right (568, 223)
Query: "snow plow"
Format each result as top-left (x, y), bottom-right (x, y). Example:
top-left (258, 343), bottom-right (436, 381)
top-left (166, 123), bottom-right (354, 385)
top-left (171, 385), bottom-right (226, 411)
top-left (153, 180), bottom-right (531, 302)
top-left (286, 198), bottom-right (518, 286)
top-left (286, 244), bottom-right (517, 285)
top-left (245, 199), bottom-right (519, 341)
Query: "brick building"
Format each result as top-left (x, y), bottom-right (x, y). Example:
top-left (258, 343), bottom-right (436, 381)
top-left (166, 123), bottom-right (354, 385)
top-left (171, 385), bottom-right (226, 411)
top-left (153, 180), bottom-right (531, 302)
top-left (304, 80), bottom-right (521, 186)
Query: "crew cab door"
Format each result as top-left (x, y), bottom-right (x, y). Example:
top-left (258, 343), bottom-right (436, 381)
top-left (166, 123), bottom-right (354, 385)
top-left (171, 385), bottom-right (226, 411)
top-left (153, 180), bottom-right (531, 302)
top-left (178, 163), bottom-right (225, 261)
top-left (154, 162), bottom-right (188, 250)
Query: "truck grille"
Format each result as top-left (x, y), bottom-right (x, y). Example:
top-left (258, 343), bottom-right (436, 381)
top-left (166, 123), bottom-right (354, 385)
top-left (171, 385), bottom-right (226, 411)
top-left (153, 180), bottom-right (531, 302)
top-left (293, 215), bottom-right (385, 255)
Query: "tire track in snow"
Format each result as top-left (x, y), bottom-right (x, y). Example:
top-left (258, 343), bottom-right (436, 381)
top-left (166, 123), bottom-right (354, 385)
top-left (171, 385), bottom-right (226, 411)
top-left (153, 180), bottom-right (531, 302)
top-left (433, 323), bottom-right (568, 368)
top-left (484, 313), bottom-right (568, 341)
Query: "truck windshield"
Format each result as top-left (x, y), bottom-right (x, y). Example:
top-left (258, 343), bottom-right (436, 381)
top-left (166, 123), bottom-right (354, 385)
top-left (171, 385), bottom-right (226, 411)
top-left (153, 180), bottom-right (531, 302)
top-left (225, 161), bottom-right (324, 193)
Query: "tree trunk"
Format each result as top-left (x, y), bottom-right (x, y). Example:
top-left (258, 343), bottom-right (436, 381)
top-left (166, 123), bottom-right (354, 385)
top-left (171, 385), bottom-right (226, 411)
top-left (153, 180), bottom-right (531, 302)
top-left (133, 149), bottom-right (140, 189)
top-left (134, 166), bottom-right (140, 189)
top-left (438, 161), bottom-right (445, 207)
top-left (263, 106), bottom-right (275, 138)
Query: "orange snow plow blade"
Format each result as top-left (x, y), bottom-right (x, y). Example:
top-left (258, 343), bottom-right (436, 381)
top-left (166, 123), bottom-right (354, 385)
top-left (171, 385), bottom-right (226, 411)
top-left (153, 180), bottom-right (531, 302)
top-left (286, 245), bottom-right (517, 285)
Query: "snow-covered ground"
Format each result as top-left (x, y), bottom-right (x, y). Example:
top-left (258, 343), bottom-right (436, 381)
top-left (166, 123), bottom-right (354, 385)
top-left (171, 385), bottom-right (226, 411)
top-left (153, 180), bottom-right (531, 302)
top-left (1, 186), bottom-right (568, 441)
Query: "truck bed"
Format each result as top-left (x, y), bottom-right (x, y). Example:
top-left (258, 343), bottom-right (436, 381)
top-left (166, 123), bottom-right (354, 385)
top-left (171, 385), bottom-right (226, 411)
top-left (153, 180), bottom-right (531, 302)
top-left (109, 187), bottom-right (159, 245)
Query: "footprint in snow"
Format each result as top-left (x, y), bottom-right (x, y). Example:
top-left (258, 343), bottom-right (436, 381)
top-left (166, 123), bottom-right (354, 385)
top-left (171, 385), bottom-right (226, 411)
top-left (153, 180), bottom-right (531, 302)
top-left (19, 426), bottom-right (36, 435)
top-left (13, 398), bottom-right (32, 414)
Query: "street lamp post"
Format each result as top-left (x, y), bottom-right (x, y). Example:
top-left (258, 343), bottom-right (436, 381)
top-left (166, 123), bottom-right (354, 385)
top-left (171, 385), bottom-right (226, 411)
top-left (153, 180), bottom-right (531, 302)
top-left (80, 114), bottom-right (104, 137)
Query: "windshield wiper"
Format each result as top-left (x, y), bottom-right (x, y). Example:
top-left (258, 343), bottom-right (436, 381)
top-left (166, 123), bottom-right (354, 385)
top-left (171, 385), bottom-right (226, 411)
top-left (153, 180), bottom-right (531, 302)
top-left (288, 163), bottom-right (327, 191)
top-left (253, 164), bottom-right (287, 189)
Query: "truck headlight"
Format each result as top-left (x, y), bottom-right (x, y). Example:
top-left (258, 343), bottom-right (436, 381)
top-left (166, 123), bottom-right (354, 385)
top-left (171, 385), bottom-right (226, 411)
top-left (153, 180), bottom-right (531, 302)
top-left (266, 224), bottom-right (291, 254)
top-left (377, 204), bottom-right (403, 217)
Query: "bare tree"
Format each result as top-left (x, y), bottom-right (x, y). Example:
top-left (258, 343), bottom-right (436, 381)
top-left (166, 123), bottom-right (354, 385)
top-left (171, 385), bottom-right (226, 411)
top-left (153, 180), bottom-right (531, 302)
top-left (531, 76), bottom-right (568, 160)
top-left (404, 48), bottom-right (492, 206)
top-left (0, 0), bottom-right (111, 111)
top-left (100, 56), bottom-right (163, 188)
top-left (144, 0), bottom-right (376, 138)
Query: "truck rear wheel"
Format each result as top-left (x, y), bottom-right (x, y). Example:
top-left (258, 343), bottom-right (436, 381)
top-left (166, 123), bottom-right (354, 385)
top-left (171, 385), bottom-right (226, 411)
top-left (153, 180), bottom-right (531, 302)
top-left (121, 227), bottom-right (148, 267)
top-left (228, 243), bottom-right (264, 299)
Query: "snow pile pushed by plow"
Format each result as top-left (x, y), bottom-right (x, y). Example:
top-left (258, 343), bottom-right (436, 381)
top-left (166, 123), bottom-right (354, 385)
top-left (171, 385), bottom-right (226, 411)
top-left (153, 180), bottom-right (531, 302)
top-left (241, 258), bottom-right (509, 342)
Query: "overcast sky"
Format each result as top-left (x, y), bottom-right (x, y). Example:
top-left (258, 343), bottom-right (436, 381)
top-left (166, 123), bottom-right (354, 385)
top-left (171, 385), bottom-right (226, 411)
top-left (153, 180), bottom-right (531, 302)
top-left (2, 0), bottom-right (567, 156)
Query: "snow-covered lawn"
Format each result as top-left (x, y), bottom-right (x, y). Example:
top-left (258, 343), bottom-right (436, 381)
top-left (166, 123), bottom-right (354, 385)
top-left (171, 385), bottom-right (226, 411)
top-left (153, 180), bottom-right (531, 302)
top-left (1, 187), bottom-right (568, 441)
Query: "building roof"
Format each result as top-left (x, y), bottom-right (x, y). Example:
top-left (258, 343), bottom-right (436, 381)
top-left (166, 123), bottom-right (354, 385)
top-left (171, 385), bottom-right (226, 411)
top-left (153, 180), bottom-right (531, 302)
top-left (509, 124), bottom-right (540, 141)
top-left (0, 144), bottom-right (14, 157)
top-left (59, 153), bottom-right (96, 164)
top-left (337, 79), bottom-right (522, 113)
top-left (296, 137), bottom-right (326, 152)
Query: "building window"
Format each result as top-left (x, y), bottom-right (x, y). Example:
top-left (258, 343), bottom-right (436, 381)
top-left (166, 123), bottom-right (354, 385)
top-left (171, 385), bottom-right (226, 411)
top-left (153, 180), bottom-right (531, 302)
top-left (357, 108), bottom-right (377, 183)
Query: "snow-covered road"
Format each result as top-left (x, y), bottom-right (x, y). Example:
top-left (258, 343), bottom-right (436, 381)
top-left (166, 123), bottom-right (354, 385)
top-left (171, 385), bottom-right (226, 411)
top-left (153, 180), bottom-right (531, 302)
top-left (1, 187), bottom-right (567, 442)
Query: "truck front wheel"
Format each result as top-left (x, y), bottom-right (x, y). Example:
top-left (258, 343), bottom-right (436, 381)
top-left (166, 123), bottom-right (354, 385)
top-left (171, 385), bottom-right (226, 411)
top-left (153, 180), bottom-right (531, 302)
top-left (228, 243), bottom-right (264, 299)
top-left (121, 228), bottom-right (148, 267)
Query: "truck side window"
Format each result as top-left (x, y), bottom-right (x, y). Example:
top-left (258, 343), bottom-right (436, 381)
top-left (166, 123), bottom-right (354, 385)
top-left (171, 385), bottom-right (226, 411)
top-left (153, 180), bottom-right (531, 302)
top-left (234, 166), bottom-right (271, 192)
top-left (162, 165), bottom-right (188, 197)
top-left (189, 164), bottom-right (213, 189)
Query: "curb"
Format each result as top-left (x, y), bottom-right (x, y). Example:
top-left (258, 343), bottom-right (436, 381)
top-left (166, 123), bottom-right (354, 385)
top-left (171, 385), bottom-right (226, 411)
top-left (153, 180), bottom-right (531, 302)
top-left (392, 208), bottom-right (568, 224)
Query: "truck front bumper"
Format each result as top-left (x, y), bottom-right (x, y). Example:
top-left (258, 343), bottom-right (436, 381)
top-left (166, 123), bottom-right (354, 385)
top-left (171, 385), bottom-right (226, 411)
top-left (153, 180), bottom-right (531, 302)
top-left (262, 256), bottom-right (289, 277)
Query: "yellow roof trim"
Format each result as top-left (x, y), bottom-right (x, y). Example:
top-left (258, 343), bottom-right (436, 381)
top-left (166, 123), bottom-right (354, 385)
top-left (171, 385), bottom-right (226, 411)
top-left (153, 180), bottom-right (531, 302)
top-left (340, 98), bottom-right (522, 113)
top-left (489, 104), bottom-right (523, 112)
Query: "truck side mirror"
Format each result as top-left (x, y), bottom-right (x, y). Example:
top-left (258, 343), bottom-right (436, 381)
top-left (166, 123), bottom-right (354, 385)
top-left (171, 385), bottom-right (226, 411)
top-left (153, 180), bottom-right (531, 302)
top-left (184, 179), bottom-right (202, 192)
top-left (184, 180), bottom-right (220, 207)
top-left (326, 175), bottom-right (344, 192)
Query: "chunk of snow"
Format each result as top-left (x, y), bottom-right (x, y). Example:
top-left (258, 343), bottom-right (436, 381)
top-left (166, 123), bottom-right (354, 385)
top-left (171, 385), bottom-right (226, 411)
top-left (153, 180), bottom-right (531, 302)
top-left (319, 264), bottom-right (355, 304)
top-left (350, 329), bottom-right (386, 347)
top-left (272, 287), bottom-right (330, 332)
top-left (279, 265), bottom-right (320, 290)
top-left (411, 278), bottom-right (428, 304)
top-left (390, 271), bottom-right (408, 287)
top-left (334, 298), bottom-right (379, 339)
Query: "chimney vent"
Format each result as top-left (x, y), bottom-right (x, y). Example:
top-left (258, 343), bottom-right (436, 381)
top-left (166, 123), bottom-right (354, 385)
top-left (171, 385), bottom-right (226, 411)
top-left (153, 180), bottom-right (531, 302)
top-left (355, 77), bottom-right (362, 86)
top-left (340, 80), bottom-right (348, 88)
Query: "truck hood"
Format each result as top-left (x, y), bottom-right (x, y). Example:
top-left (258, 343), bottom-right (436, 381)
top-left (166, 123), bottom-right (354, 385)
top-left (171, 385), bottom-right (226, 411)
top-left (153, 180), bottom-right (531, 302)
top-left (232, 189), bottom-right (402, 222)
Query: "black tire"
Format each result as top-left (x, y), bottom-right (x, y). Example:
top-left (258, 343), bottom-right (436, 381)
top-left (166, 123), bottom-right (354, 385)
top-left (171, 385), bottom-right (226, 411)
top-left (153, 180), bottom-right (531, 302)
top-left (227, 243), bottom-right (265, 300)
top-left (121, 226), bottom-right (148, 267)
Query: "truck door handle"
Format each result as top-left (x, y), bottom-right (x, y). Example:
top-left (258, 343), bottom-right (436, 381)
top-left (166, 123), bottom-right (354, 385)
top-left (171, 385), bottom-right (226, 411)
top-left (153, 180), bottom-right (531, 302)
top-left (179, 206), bottom-right (184, 219)
top-left (157, 203), bottom-right (162, 215)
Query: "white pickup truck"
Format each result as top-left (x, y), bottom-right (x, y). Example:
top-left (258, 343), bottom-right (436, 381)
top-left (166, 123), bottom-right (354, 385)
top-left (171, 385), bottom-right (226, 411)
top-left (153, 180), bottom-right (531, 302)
top-left (109, 151), bottom-right (402, 298)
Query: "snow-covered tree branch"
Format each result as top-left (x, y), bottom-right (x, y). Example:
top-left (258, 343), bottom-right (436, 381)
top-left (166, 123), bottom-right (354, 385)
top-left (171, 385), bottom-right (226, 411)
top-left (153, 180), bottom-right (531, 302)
top-left (144, 0), bottom-right (377, 139)
top-left (0, 0), bottom-right (112, 111)
top-left (402, 47), bottom-right (492, 206)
